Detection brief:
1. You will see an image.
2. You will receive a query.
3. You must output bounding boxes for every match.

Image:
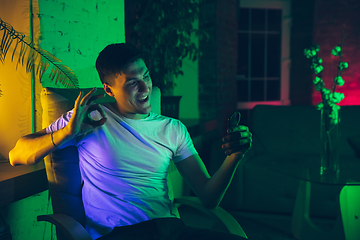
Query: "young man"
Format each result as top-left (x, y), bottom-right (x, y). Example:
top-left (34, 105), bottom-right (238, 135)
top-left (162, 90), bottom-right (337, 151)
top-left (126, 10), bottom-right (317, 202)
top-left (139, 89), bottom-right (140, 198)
top-left (9, 43), bottom-right (252, 240)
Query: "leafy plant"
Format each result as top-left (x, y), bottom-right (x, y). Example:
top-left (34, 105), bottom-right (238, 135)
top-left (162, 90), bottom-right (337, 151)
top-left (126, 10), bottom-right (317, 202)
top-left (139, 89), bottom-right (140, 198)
top-left (127, 0), bottom-right (206, 94)
top-left (0, 17), bottom-right (79, 89)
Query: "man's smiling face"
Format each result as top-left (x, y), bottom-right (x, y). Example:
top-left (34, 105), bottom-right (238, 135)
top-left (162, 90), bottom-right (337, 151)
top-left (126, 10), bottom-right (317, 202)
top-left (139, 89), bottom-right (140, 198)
top-left (103, 58), bottom-right (152, 119)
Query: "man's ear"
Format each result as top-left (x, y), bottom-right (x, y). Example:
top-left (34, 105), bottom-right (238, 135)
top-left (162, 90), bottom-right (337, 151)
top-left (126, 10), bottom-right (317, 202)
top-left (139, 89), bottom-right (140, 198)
top-left (103, 83), bottom-right (114, 97)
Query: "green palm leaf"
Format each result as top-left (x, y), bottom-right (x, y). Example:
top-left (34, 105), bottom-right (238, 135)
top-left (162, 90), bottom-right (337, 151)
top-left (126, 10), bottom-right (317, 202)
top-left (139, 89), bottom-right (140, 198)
top-left (0, 17), bottom-right (79, 89)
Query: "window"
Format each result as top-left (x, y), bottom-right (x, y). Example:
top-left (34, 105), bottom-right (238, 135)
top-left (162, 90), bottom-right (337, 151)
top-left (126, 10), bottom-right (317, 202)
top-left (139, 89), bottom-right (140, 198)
top-left (237, 0), bottom-right (291, 111)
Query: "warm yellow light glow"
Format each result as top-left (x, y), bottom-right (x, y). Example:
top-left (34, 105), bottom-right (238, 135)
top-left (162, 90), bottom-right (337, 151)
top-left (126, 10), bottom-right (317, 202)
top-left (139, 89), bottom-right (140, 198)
top-left (0, 0), bottom-right (37, 158)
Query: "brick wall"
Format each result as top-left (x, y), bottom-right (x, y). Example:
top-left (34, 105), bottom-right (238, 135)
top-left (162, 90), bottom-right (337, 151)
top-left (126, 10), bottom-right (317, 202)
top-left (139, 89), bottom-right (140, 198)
top-left (39, 0), bottom-right (125, 88)
top-left (199, 0), bottom-right (238, 135)
top-left (313, 0), bottom-right (360, 106)
top-left (198, 0), bottom-right (360, 119)
top-left (0, 1), bottom-right (126, 240)
top-left (289, 0), bottom-right (315, 105)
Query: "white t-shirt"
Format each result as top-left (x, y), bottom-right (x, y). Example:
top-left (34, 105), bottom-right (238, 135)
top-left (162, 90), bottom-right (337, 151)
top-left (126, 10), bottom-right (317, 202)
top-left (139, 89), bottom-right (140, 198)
top-left (46, 105), bottom-right (198, 239)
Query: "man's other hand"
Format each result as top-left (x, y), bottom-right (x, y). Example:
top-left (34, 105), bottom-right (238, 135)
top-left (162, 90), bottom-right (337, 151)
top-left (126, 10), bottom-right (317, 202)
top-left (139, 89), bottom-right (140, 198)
top-left (221, 125), bottom-right (252, 159)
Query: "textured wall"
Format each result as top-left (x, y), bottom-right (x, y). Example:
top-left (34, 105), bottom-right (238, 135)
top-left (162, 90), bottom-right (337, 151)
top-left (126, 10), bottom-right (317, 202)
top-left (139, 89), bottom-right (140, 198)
top-left (39, 0), bottom-right (125, 88)
top-left (312, 0), bottom-right (360, 106)
top-left (199, 0), bottom-right (238, 135)
top-left (0, 191), bottom-right (54, 239)
top-left (173, 18), bottom-right (200, 119)
top-left (0, 1), bottom-right (125, 239)
top-left (0, 0), bottom-right (35, 155)
top-left (289, 0), bottom-right (315, 106)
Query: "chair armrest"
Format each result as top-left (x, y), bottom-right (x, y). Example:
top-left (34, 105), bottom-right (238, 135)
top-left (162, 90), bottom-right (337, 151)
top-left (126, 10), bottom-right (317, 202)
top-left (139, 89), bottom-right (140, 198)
top-left (37, 214), bottom-right (92, 240)
top-left (174, 196), bottom-right (248, 239)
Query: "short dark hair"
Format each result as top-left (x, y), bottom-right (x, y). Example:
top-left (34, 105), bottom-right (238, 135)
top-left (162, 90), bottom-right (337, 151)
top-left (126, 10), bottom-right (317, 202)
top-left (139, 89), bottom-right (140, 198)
top-left (95, 43), bottom-right (143, 85)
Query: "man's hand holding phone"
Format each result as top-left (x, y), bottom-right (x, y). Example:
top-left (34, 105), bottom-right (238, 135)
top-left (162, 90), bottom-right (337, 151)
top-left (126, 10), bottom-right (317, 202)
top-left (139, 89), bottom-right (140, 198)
top-left (222, 112), bottom-right (252, 161)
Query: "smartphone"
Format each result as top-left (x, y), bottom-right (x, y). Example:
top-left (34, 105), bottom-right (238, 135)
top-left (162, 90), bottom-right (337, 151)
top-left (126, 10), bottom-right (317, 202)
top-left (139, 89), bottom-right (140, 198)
top-left (228, 111), bottom-right (241, 129)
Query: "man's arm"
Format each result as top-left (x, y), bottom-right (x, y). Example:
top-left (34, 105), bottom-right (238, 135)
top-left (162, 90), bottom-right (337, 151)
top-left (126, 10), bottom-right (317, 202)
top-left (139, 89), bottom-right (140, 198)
top-left (9, 128), bottom-right (72, 166)
top-left (175, 126), bottom-right (252, 209)
top-left (9, 88), bottom-right (107, 166)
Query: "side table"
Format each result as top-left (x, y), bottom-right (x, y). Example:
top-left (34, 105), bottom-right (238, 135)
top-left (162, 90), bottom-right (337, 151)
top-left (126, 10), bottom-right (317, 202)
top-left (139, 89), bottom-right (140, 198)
top-left (261, 155), bottom-right (360, 240)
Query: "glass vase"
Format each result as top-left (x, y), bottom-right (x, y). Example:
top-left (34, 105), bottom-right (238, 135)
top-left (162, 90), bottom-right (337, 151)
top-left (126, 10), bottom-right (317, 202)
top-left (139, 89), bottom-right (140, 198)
top-left (320, 108), bottom-right (340, 178)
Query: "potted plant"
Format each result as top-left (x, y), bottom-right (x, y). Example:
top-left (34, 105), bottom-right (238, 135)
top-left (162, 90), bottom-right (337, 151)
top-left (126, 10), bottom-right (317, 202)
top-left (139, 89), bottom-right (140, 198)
top-left (126, 0), bottom-right (206, 118)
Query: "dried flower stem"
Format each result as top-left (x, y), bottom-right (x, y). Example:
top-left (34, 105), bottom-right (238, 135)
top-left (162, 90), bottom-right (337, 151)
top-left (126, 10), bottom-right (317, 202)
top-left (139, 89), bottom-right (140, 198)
top-left (333, 30), bottom-right (345, 93)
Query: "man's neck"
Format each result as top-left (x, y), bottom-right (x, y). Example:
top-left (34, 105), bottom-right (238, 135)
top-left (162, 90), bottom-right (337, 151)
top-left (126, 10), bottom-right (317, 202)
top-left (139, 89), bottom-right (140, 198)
top-left (108, 102), bottom-right (149, 120)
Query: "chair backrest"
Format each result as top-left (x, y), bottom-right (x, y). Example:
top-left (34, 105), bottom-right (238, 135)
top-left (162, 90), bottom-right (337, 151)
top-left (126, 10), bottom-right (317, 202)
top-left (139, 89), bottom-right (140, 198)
top-left (250, 105), bottom-right (360, 157)
top-left (40, 87), bottom-right (161, 231)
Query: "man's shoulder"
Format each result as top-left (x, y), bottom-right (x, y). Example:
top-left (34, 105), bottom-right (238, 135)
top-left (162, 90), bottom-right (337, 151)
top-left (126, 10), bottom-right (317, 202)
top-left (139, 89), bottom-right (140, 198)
top-left (148, 113), bottom-right (182, 124)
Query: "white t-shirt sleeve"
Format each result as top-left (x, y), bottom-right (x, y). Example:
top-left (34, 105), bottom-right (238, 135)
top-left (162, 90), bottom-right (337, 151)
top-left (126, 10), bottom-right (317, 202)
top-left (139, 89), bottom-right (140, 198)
top-left (172, 121), bottom-right (198, 163)
top-left (45, 109), bottom-right (77, 148)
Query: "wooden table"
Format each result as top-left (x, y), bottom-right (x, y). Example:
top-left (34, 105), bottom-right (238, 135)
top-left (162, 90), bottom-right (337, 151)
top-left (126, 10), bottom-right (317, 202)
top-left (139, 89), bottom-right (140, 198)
top-left (0, 160), bottom-right (47, 207)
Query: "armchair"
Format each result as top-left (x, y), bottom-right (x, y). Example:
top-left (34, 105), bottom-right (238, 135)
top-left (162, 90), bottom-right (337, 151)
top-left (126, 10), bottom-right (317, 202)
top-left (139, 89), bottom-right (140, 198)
top-left (37, 87), bottom-right (247, 240)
